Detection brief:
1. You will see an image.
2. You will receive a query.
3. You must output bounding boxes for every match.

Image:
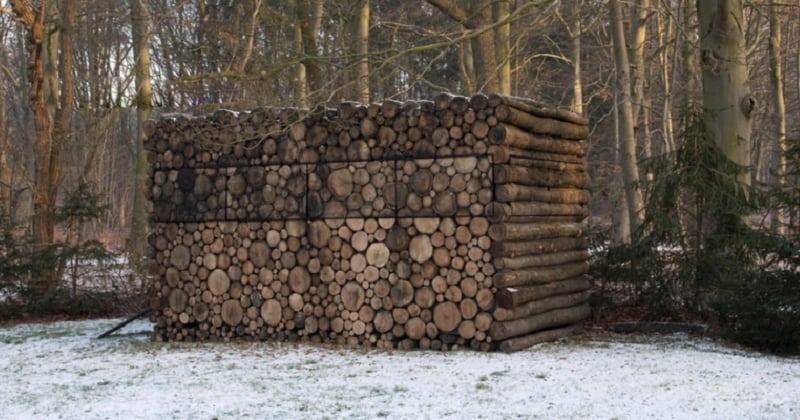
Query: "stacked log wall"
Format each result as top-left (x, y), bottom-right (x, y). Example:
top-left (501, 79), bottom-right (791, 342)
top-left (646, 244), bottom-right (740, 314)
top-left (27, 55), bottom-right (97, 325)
top-left (144, 93), bottom-right (590, 351)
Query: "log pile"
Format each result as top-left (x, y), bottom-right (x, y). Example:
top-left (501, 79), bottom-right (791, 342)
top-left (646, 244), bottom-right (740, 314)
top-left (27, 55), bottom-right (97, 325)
top-left (143, 92), bottom-right (590, 351)
top-left (485, 94), bottom-right (592, 352)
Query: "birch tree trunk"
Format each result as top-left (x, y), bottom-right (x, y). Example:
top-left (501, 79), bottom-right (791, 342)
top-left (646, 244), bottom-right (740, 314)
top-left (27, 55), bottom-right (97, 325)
top-left (610, 0), bottom-right (645, 236)
top-left (129, 0), bottom-right (153, 264)
top-left (697, 0), bottom-right (754, 188)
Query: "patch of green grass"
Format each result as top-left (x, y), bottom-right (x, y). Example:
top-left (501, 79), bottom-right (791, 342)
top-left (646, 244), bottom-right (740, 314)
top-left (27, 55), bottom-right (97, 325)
top-left (475, 382), bottom-right (491, 391)
top-left (392, 385), bottom-right (408, 393)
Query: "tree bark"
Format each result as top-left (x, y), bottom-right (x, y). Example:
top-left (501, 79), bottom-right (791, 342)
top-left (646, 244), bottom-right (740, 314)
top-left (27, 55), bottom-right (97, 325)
top-left (425, 0), bottom-right (500, 93)
top-left (490, 303), bottom-right (590, 341)
top-left (355, 0), bottom-right (370, 103)
top-left (496, 276), bottom-right (591, 309)
top-left (11, 0), bottom-right (56, 294)
top-left (494, 0), bottom-right (511, 95)
top-left (768, 1), bottom-right (788, 234)
top-left (129, 0), bottom-right (153, 266)
top-left (498, 325), bottom-right (579, 352)
top-left (294, 0), bottom-right (325, 105)
top-left (570, 1), bottom-right (582, 115)
top-left (0, 49), bottom-right (8, 216)
top-left (697, 0), bottom-right (753, 187)
top-left (610, 0), bottom-right (645, 235)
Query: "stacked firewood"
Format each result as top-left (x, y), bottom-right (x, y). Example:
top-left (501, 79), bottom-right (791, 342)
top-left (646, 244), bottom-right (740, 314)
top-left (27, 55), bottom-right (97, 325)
top-left (484, 94), bottom-right (591, 352)
top-left (143, 92), bottom-right (589, 351)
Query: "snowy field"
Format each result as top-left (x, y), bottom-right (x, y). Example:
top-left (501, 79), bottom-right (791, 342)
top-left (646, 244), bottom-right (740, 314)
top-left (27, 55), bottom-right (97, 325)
top-left (1, 318), bottom-right (798, 419)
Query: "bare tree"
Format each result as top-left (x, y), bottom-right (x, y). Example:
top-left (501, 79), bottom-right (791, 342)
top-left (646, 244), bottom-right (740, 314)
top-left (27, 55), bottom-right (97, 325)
top-left (129, 0), bottom-right (153, 264)
top-left (610, 0), bottom-right (645, 239)
top-left (10, 0), bottom-right (58, 293)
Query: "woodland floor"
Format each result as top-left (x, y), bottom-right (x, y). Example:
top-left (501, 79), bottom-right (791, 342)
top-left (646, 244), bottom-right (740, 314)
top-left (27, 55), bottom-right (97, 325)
top-left (0, 318), bottom-right (798, 419)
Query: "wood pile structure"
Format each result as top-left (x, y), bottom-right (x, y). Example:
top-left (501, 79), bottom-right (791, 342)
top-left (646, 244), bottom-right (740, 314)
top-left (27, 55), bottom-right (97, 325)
top-left (144, 93), bottom-right (590, 352)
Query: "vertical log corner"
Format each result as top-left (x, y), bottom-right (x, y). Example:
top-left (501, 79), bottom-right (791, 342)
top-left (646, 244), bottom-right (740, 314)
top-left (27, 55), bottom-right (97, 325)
top-left (143, 93), bottom-right (591, 352)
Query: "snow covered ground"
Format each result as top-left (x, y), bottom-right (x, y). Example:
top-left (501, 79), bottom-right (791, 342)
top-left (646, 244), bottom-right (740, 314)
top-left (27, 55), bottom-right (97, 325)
top-left (1, 318), bottom-right (798, 419)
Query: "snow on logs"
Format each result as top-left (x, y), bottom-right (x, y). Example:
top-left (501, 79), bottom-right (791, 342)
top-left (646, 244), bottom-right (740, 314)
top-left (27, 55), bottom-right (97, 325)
top-left (144, 92), bottom-right (591, 352)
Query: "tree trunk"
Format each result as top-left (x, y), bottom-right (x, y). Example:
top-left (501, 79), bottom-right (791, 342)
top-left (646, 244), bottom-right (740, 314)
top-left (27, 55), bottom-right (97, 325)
top-left (683, 0), bottom-right (699, 111)
top-left (611, 91), bottom-right (630, 244)
top-left (289, 0), bottom-right (308, 106)
top-left (629, 0), bottom-right (649, 126)
top-left (0, 50), bottom-right (9, 216)
top-left (494, 0), bottom-right (511, 95)
top-left (129, 0), bottom-right (153, 265)
top-left (610, 0), bottom-right (645, 235)
top-left (355, 0), bottom-right (370, 103)
top-left (768, 1), bottom-right (788, 234)
top-left (425, 0), bottom-right (500, 93)
top-left (697, 0), bottom-right (753, 187)
top-left (295, 0), bottom-right (325, 105)
top-left (230, 0), bottom-right (261, 102)
top-left (12, 0), bottom-right (57, 294)
top-left (570, 0), bottom-right (583, 115)
top-left (657, 5), bottom-right (676, 155)
top-left (470, 0), bottom-right (499, 92)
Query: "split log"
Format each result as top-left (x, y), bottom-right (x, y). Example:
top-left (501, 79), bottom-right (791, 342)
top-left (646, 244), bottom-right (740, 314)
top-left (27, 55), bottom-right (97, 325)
top-left (494, 184), bottom-right (590, 204)
top-left (496, 276), bottom-right (592, 308)
top-left (489, 124), bottom-right (588, 156)
top-left (488, 94), bottom-right (588, 126)
top-left (493, 261), bottom-right (589, 288)
top-left (489, 304), bottom-right (591, 341)
top-left (494, 249), bottom-right (589, 270)
top-left (494, 290), bottom-right (591, 321)
top-left (494, 105), bottom-right (589, 139)
top-left (498, 325), bottom-right (580, 352)
top-left (487, 222), bottom-right (586, 242)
